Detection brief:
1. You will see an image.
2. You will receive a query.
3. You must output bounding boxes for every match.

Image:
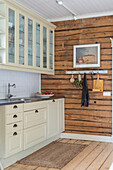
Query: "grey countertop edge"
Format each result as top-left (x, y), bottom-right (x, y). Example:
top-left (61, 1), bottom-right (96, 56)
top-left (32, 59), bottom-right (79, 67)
top-left (0, 96), bottom-right (65, 106)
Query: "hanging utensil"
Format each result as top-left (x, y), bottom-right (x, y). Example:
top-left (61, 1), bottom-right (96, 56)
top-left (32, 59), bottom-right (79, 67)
top-left (92, 73), bottom-right (103, 92)
top-left (70, 74), bottom-right (75, 83)
top-left (78, 73), bottom-right (81, 81)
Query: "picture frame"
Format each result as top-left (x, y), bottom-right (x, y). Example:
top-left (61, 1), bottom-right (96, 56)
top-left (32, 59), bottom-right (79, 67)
top-left (73, 44), bottom-right (100, 68)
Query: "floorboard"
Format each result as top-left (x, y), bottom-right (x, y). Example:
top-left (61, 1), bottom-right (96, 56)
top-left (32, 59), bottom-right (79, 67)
top-left (5, 139), bottom-right (113, 170)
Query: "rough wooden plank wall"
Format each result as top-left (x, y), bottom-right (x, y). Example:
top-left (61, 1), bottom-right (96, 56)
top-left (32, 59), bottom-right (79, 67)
top-left (42, 16), bottom-right (112, 136)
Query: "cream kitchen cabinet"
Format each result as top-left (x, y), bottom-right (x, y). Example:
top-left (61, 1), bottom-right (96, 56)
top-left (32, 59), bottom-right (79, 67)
top-left (47, 99), bottom-right (59, 138)
top-left (0, 97), bottom-right (64, 164)
top-left (24, 124), bottom-right (46, 150)
top-left (0, 103), bottom-right (24, 158)
top-left (47, 98), bottom-right (65, 139)
top-left (0, 0), bottom-right (56, 75)
top-left (58, 98), bottom-right (65, 133)
top-left (23, 101), bottom-right (48, 150)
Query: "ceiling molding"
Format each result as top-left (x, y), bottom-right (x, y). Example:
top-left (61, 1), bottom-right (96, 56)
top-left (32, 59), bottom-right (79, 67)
top-left (14, 0), bottom-right (113, 23)
top-left (48, 10), bottom-right (113, 22)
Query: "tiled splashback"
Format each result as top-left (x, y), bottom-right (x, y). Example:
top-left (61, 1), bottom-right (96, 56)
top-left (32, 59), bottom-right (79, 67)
top-left (0, 70), bottom-right (41, 99)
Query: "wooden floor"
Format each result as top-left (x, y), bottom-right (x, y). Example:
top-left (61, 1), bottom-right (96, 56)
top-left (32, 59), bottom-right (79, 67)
top-left (5, 138), bottom-right (113, 170)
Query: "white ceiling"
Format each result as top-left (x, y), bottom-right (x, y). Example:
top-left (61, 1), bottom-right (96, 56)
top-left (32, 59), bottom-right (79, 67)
top-left (14, 0), bottom-right (113, 21)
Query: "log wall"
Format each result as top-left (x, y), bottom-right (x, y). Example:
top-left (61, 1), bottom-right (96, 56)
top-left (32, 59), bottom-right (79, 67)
top-left (42, 16), bottom-right (113, 136)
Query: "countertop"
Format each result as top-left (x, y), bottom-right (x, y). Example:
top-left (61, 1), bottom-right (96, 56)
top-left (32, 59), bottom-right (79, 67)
top-left (0, 95), bottom-right (65, 106)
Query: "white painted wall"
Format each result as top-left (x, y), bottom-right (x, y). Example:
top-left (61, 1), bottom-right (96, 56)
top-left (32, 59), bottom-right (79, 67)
top-left (0, 69), bottom-right (41, 99)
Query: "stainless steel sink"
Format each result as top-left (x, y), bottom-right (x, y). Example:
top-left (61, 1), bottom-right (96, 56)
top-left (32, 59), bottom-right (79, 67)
top-left (23, 97), bottom-right (41, 102)
top-left (0, 97), bottom-right (42, 105)
top-left (0, 99), bottom-right (24, 105)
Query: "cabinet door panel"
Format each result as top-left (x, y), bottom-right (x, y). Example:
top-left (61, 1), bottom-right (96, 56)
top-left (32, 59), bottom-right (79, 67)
top-left (43, 26), bottom-right (47, 68)
top-left (24, 108), bottom-right (47, 129)
top-left (47, 100), bottom-right (59, 138)
top-left (6, 121), bottom-right (23, 134)
top-left (6, 112), bottom-right (23, 124)
top-left (59, 99), bottom-right (65, 132)
top-left (19, 14), bottom-right (25, 65)
top-left (49, 30), bottom-right (53, 70)
top-left (5, 130), bottom-right (23, 157)
top-left (28, 18), bottom-right (33, 66)
top-left (8, 8), bottom-right (15, 63)
top-left (24, 123), bottom-right (46, 150)
top-left (36, 23), bottom-right (40, 67)
top-left (5, 103), bottom-right (23, 115)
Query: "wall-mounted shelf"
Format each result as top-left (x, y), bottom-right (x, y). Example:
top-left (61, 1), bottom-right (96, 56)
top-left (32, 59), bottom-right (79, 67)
top-left (66, 70), bottom-right (108, 74)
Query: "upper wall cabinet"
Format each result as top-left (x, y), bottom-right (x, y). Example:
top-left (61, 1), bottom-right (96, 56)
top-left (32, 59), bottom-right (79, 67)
top-left (0, 0), bottom-right (56, 75)
top-left (19, 14), bottom-right (25, 65)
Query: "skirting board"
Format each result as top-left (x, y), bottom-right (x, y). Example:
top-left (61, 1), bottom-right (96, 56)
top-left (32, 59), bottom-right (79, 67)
top-left (61, 133), bottom-right (113, 143)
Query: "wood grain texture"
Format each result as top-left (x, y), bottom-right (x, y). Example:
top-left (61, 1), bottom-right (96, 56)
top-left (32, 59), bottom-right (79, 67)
top-left (41, 16), bottom-right (112, 136)
top-left (6, 139), bottom-right (113, 170)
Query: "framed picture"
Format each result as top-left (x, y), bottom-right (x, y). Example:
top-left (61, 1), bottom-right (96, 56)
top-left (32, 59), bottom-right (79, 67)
top-left (73, 44), bottom-right (100, 68)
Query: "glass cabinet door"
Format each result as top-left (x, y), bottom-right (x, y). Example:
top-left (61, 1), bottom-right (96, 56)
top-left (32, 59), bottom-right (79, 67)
top-left (43, 26), bottom-right (47, 68)
top-left (19, 14), bottom-right (25, 65)
top-left (49, 30), bottom-right (53, 69)
top-left (8, 8), bottom-right (15, 63)
top-left (36, 23), bottom-right (40, 67)
top-left (28, 19), bottom-right (33, 66)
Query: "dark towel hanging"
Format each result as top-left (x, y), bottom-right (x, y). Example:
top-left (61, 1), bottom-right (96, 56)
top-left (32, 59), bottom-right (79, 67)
top-left (81, 73), bottom-right (89, 107)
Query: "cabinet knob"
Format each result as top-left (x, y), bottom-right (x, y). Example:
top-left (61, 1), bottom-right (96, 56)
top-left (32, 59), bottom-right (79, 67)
top-left (13, 132), bottom-right (17, 136)
top-left (13, 114), bottom-right (17, 118)
top-left (13, 124), bottom-right (17, 128)
top-left (53, 99), bottom-right (55, 102)
top-left (13, 105), bottom-right (18, 109)
top-left (35, 110), bottom-right (38, 113)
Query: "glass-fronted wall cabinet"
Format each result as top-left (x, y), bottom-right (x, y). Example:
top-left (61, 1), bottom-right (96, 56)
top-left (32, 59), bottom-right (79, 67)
top-left (49, 30), bottom-right (54, 70)
top-left (28, 18), bottom-right (33, 66)
top-left (43, 26), bottom-right (47, 68)
top-left (8, 8), bottom-right (15, 64)
top-left (19, 14), bottom-right (25, 65)
top-left (36, 22), bottom-right (40, 68)
top-left (0, 0), bottom-right (56, 75)
top-left (0, 1), bottom-right (6, 64)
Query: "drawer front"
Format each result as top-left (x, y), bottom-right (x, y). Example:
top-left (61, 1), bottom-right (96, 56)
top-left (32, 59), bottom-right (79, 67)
top-left (24, 101), bottom-right (48, 111)
top-left (24, 123), bottom-right (46, 150)
top-left (6, 112), bottom-right (23, 124)
top-left (5, 130), bottom-right (23, 157)
top-left (6, 121), bottom-right (23, 134)
top-left (5, 104), bottom-right (23, 115)
top-left (24, 108), bottom-right (47, 129)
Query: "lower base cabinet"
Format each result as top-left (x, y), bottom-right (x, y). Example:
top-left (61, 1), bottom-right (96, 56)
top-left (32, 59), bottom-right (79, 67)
top-left (59, 99), bottom-right (65, 133)
top-left (24, 123), bottom-right (46, 150)
top-left (5, 130), bottom-right (23, 157)
top-left (47, 98), bottom-right (64, 139)
top-left (0, 98), bottom-right (64, 159)
top-left (47, 99), bottom-right (59, 139)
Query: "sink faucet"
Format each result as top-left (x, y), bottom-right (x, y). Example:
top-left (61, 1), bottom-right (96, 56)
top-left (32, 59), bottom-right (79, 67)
top-left (8, 83), bottom-right (16, 100)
